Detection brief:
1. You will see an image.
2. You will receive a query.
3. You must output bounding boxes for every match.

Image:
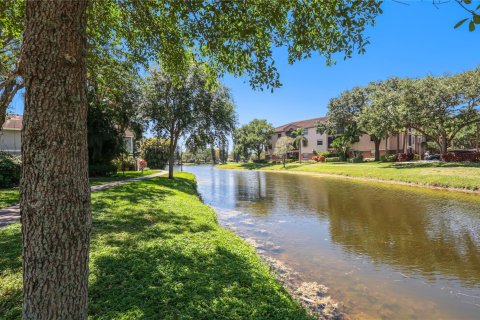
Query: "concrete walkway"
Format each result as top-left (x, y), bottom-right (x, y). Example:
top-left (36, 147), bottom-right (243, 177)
top-left (0, 171), bottom-right (167, 227)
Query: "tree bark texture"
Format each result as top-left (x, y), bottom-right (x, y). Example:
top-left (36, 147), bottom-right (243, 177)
top-left (373, 138), bottom-right (381, 161)
top-left (20, 1), bottom-right (91, 319)
top-left (168, 136), bottom-right (177, 179)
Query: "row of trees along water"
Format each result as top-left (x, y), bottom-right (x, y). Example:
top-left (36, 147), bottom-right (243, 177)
top-left (1, 0), bottom-right (479, 318)
top-left (319, 68), bottom-right (480, 160)
top-left (232, 67), bottom-right (480, 163)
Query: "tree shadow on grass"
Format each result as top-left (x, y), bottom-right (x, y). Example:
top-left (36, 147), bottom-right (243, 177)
top-left (0, 224), bottom-right (22, 320)
top-left (381, 162), bottom-right (480, 169)
top-left (88, 240), bottom-right (310, 320)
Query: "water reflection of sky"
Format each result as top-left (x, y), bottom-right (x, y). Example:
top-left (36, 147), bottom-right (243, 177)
top-left (177, 165), bottom-right (480, 319)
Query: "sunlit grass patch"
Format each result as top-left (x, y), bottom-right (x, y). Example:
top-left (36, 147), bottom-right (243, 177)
top-left (0, 173), bottom-right (311, 319)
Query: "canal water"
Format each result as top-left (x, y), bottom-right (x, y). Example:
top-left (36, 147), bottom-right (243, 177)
top-left (177, 165), bottom-right (480, 319)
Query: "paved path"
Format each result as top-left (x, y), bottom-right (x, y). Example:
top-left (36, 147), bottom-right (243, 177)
top-left (0, 171), bottom-right (167, 228)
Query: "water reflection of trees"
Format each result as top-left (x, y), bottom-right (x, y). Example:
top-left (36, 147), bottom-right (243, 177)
top-left (324, 182), bottom-right (480, 287)
top-left (228, 169), bottom-right (480, 287)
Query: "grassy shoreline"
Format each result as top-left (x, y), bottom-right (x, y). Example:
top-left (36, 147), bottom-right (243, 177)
top-left (0, 170), bottom-right (160, 209)
top-left (217, 161), bottom-right (480, 192)
top-left (0, 173), bottom-right (311, 319)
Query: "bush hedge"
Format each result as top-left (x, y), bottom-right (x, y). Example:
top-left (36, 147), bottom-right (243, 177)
top-left (0, 152), bottom-right (21, 188)
top-left (89, 163), bottom-right (117, 177)
top-left (380, 154), bottom-right (397, 162)
top-left (396, 153), bottom-right (415, 162)
top-left (442, 152), bottom-right (480, 162)
top-left (325, 157), bottom-right (341, 162)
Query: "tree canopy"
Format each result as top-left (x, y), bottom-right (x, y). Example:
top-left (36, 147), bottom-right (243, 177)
top-left (233, 119), bottom-right (274, 161)
top-left (142, 62), bottom-right (236, 178)
top-left (322, 68), bottom-right (480, 157)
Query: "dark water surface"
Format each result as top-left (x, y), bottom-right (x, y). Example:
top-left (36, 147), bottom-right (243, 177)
top-left (177, 165), bottom-right (480, 319)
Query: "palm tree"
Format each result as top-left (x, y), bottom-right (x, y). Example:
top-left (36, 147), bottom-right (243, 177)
top-left (292, 128), bottom-right (308, 163)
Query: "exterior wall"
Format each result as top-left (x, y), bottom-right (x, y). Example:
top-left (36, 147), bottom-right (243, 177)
top-left (123, 136), bottom-right (134, 155)
top-left (0, 130), bottom-right (21, 155)
top-left (269, 118), bottom-right (426, 161)
top-left (268, 125), bottom-right (328, 160)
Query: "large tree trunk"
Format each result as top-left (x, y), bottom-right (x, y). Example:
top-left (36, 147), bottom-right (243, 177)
top-left (168, 138), bottom-right (176, 179)
top-left (373, 137), bottom-right (381, 161)
top-left (396, 135), bottom-right (400, 154)
top-left (20, 1), bottom-right (91, 319)
top-left (211, 146), bottom-right (217, 164)
top-left (441, 136), bottom-right (449, 154)
top-left (0, 79), bottom-right (23, 127)
top-left (298, 143), bottom-right (302, 163)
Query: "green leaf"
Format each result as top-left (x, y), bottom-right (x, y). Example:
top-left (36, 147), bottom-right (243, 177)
top-left (474, 15), bottom-right (480, 25)
top-left (469, 20), bottom-right (476, 31)
top-left (463, 0), bottom-right (472, 4)
top-left (454, 18), bottom-right (469, 29)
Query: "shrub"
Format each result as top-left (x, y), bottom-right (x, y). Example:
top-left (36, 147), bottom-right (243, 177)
top-left (442, 152), bottom-right (480, 162)
top-left (139, 138), bottom-right (169, 169)
top-left (312, 155), bottom-right (325, 162)
top-left (89, 163), bottom-right (117, 177)
top-left (112, 156), bottom-right (136, 171)
top-left (322, 151), bottom-right (337, 158)
top-left (0, 152), bottom-right (21, 188)
top-left (396, 153), bottom-right (414, 162)
top-left (139, 159), bottom-right (148, 171)
top-left (380, 154), bottom-right (397, 162)
top-left (325, 157), bottom-right (341, 162)
top-left (349, 155), bottom-right (364, 163)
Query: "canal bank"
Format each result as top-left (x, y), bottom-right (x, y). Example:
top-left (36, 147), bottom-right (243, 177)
top-left (217, 161), bottom-right (480, 193)
top-left (181, 165), bottom-right (480, 319)
top-left (0, 173), bottom-right (316, 319)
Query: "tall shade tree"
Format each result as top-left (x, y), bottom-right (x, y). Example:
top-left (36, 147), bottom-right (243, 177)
top-left (291, 128), bottom-right (308, 162)
top-left (14, 0), bottom-right (382, 317)
top-left (233, 119), bottom-right (274, 161)
top-left (143, 64), bottom-right (209, 179)
top-left (357, 79), bottom-right (403, 160)
top-left (143, 64), bottom-right (236, 179)
top-left (403, 69), bottom-right (480, 154)
top-left (19, 1), bottom-right (90, 318)
top-left (274, 136), bottom-right (295, 168)
top-left (186, 85), bottom-right (237, 164)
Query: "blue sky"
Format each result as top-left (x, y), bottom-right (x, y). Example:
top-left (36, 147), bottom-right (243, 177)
top-left (10, 1), bottom-right (480, 129)
top-left (222, 1), bottom-right (480, 127)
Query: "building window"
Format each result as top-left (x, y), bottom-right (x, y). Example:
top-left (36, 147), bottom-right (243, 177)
top-left (302, 153), bottom-right (309, 159)
top-left (302, 139), bottom-right (308, 147)
top-left (328, 136), bottom-right (335, 148)
top-left (277, 133), bottom-right (282, 138)
top-left (303, 128), bottom-right (308, 135)
top-left (370, 135), bottom-right (374, 142)
top-left (317, 139), bottom-right (323, 146)
top-left (316, 128), bottom-right (321, 134)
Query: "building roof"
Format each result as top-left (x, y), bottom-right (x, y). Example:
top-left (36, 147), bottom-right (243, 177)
top-left (2, 115), bottom-right (23, 130)
top-left (274, 116), bottom-right (328, 133)
top-left (124, 129), bottom-right (135, 138)
top-left (2, 114), bottom-right (135, 138)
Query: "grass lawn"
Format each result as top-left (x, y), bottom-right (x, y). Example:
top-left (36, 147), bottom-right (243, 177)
top-left (0, 173), bottom-right (310, 319)
top-left (217, 161), bottom-right (480, 191)
top-left (0, 170), bottom-right (161, 208)
top-left (88, 169), bottom-right (160, 186)
top-left (0, 189), bottom-right (19, 208)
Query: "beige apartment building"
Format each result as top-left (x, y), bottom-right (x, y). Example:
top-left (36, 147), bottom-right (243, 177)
top-left (267, 117), bottom-right (425, 160)
top-left (0, 115), bottom-right (22, 155)
top-left (0, 115), bottom-right (136, 155)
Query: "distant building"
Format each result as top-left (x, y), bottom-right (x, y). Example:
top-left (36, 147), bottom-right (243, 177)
top-left (267, 117), bottom-right (425, 160)
top-left (0, 115), bottom-right (22, 155)
top-left (0, 115), bottom-right (136, 155)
